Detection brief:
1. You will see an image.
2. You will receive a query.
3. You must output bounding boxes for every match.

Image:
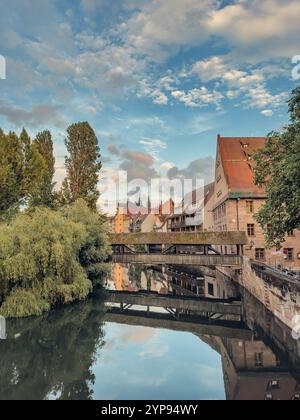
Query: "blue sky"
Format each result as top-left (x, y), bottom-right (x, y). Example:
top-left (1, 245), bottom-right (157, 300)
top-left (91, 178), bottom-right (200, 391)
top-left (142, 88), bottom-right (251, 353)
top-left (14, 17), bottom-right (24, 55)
top-left (0, 0), bottom-right (299, 188)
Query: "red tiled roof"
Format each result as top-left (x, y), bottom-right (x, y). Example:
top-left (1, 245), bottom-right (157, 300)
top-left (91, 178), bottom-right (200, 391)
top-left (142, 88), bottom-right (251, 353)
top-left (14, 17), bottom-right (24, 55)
top-left (218, 136), bottom-right (267, 197)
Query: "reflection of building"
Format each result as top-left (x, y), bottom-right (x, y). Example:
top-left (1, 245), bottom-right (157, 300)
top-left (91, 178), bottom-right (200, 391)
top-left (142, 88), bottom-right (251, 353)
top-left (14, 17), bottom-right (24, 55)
top-left (212, 136), bottom-right (300, 270)
top-left (200, 333), bottom-right (300, 401)
top-left (113, 264), bottom-right (130, 291)
top-left (219, 337), bottom-right (300, 401)
top-left (168, 183), bottom-right (214, 232)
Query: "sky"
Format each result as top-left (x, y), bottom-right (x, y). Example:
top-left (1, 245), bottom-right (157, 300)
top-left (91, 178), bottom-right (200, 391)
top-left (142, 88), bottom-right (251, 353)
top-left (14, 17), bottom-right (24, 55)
top-left (0, 0), bottom-right (299, 199)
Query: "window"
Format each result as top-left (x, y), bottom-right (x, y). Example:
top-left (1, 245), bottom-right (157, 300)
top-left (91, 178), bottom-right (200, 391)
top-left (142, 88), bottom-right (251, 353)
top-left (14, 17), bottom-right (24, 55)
top-left (268, 380), bottom-right (280, 390)
top-left (208, 283), bottom-right (214, 297)
top-left (255, 248), bottom-right (265, 261)
top-left (254, 352), bottom-right (264, 367)
top-left (288, 230), bottom-right (295, 237)
top-left (246, 200), bottom-right (254, 213)
top-left (247, 224), bottom-right (255, 236)
top-left (284, 248), bottom-right (294, 261)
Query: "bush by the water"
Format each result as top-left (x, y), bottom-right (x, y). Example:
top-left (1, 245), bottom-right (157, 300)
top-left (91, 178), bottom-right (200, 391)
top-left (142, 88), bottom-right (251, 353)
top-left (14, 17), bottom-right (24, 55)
top-left (0, 200), bottom-right (111, 318)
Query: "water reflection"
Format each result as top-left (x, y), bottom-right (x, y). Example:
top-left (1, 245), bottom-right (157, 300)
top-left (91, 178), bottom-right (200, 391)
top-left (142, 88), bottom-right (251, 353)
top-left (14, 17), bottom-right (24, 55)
top-left (0, 264), bottom-right (300, 400)
top-left (0, 297), bottom-right (106, 400)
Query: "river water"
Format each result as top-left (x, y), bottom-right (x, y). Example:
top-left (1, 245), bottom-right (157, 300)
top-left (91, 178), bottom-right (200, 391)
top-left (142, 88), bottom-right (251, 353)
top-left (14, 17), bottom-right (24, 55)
top-left (0, 263), bottom-right (300, 401)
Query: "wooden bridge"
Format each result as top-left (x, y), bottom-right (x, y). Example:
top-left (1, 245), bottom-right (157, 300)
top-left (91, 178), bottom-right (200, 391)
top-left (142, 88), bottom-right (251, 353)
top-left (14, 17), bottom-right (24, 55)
top-left (108, 232), bottom-right (248, 267)
top-left (104, 291), bottom-right (252, 340)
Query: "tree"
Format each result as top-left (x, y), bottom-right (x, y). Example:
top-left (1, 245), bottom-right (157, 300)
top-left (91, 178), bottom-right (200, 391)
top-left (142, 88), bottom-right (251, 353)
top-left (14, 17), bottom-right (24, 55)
top-left (0, 201), bottom-right (111, 319)
top-left (253, 87), bottom-right (300, 246)
top-left (19, 128), bottom-right (31, 168)
top-left (64, 122), bottom-right (101, 210)
top-left (0, 128), bottom-right (56, 216)
top-left (63, 199), bottom-right (111, 286)
top-left (0, 130), bottom-right (24, 218)
top-left (30, 130), bottom-right (56, 206)
top-left (23, 143), bottom-right (49, 207)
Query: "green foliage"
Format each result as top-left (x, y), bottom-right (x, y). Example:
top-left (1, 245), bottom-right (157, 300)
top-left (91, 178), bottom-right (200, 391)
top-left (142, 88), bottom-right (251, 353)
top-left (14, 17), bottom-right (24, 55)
top-left (30, 130), bottom-right (56, 207)
top-left (0, 201), bottom-right (110, 318)
top-left (0, 127), bottom-right (56, 217)
top-left (63, 122), bottom-right (102, 210)
top-left (253, 87), bottom-right (300, 247)
top-left (0, 289), bottom-right (51, 318)
top-left (0, 130), bottom-right (24, 217)
top-left (62, 199), bottom-right (112, 285)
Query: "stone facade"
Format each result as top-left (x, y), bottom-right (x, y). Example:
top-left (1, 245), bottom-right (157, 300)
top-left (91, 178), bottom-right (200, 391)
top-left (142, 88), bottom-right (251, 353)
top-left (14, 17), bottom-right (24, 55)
top-left (212, 136), bottom-right (300, 271)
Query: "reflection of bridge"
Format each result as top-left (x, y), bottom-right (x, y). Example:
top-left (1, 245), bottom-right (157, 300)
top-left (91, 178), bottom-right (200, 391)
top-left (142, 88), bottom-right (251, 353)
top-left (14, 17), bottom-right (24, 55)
top-left (109, 232), bottom-right (248, 267)
top-left (106, 291), bottom-right (242, 315)
top-left (104, 291), bottom-right (253, 340)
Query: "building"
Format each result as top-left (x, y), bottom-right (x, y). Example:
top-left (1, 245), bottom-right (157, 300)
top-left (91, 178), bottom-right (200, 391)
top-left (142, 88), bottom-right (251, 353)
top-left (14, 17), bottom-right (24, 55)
top-left (109, 205), bottom-right (131, 233)
top-left (212, 135), bottom-right (300, 270)
top-left (168, 183), bottom-right (215, 232)
top-left (109, 199), bottom-right (172, 234)
top-left (129, 211), bottom-right (170, 233)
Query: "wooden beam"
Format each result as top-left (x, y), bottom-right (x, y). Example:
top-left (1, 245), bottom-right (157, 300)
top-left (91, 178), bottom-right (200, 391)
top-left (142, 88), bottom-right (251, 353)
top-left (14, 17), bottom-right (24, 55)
top-left (104, 309), bottom-right (253, 341)
top-left (112, 254), bottom-right (242, 267)
top-left (105, 291), bottom-right (242, 315)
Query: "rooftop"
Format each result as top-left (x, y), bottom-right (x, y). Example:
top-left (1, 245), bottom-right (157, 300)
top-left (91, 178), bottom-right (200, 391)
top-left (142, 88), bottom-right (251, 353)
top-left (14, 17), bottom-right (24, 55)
top-left (218, 135), bottom-right (267, 197)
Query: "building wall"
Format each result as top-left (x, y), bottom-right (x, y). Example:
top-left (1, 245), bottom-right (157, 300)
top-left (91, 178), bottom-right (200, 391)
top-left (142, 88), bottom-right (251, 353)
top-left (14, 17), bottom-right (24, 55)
top-left (212, 140), bottom-right (300, 270)
top-left (213, 197), bottom-right (300, 270)
top-left (203, 186), bottom-right (215, 232)
top-left (140, 214), bottom-right (161, 233)
top-left (213, 145), bottom-right (229, 207)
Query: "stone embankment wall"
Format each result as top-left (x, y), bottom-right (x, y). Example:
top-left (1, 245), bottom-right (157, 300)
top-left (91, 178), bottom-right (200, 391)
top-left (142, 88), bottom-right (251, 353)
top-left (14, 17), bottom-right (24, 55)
top-left (217, 257), bottom-right (300, 330)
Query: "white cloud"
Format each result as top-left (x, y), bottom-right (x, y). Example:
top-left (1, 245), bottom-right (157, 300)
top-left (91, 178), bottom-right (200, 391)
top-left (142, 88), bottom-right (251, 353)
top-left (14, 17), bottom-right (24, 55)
top-left (140, 138), bottom-right (167, 159)
top-left (161, 161), bottom-right (175, 171)
top-left (245, 86), bottom-right (288, 109)
top-left (261, 109), bottom-right (274, 117)
top-left (152, 90), bottom-right (168, 105)
top-left (138, 79), bottom-right (169, 105)
top-left (207, 0), bottom-right (300, 61)
top-left (75, 32), bottom-right (107, 51)
top-left (188, 56), bottom-right (288, 112)
top-left (171, 88), bottom-right (224, 108)
top-left (122, 0), bottom-right (215, 60)
top-left (191, 57), bottom-right (228, 82)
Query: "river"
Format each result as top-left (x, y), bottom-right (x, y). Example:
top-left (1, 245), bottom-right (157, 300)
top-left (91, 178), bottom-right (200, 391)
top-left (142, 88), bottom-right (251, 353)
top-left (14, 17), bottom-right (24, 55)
top-left (0, 263), bottom-right (300, 400)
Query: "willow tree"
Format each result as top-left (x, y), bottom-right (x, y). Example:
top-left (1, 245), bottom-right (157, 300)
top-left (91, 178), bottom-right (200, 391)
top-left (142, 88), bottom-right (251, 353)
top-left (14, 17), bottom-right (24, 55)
top-left (0, 200), bottom-right (110, 319)
top-left (253, 87), bottom-right (300, 246)
top-left (64, 122), bottom-right (101, 210)
top-left (0, 207), bottom-right (92, 318)
top-left (63, 199), bottom-right (111, 285)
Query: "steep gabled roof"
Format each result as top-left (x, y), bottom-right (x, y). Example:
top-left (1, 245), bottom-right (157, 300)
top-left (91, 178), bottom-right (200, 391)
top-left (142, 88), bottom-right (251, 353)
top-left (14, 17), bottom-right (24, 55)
top-left (218, 136), bottom-right (267, 197)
